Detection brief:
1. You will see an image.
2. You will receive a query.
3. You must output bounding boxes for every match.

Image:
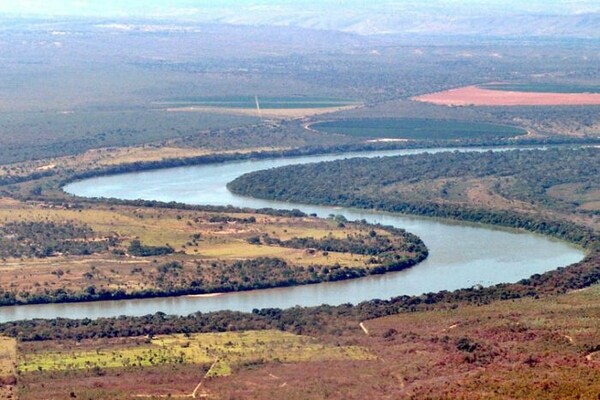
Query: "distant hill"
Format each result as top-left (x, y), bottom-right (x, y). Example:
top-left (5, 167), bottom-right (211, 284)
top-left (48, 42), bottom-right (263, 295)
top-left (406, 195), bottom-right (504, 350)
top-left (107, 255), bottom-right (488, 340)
top-left (2, 1), bottom-right (599, 38)
top-left (203, 10), bottom-right (600, 38)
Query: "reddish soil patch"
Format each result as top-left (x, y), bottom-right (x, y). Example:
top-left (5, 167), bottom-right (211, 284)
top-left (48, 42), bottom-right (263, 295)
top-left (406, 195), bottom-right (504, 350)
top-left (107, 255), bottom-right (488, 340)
top-left (413, 85), bottom-right (600, 106)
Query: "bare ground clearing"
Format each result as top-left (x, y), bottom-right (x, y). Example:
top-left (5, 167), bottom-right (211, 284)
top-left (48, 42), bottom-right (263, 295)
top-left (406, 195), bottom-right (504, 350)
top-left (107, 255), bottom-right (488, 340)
top-left (413, 85), bottom-right (600, 106)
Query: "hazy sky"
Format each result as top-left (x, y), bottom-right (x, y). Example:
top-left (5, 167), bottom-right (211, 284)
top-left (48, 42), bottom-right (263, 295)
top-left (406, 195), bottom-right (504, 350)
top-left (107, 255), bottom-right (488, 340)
top-left (2, 0), bottom-right (599, 18)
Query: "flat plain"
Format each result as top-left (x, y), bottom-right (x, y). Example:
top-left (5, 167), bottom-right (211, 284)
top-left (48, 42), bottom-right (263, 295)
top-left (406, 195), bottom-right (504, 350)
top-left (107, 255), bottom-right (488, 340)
top-left (413, 85), bottom-right (600, 106)
top-left (310, 118), bottom-right (527, 140)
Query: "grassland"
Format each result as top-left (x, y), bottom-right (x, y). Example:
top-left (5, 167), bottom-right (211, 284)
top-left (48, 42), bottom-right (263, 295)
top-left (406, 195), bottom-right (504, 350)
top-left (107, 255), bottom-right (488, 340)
top-left (17, 330), bottom-right (373, 399)
top-left (0, 198), bottom-right (422, 305)
top-left (15, 285), bottom-right (600, 399)
top-left (18, 330), bottom-right (373, 374)
top-left (0, 337), bottom-right (17, 399)
top-left (310, 118), bottom-right (526, 140)
top-left (0, 110), bottom-right (261, 165)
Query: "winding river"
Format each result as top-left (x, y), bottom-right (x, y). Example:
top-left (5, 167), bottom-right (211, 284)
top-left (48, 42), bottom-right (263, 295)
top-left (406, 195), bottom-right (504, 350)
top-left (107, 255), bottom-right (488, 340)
top-left (0, 148), bottom-right (584, 322)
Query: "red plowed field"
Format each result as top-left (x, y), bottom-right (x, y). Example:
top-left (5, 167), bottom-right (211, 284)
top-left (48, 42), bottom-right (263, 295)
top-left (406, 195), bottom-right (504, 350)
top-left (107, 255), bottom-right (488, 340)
top-left (413, 85), bottom-right (600, 106)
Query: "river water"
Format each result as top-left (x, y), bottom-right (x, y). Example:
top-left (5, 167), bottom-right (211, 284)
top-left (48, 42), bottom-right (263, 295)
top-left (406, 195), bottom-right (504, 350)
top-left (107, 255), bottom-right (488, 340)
top-left (0, 148), bottom-right (584, 322)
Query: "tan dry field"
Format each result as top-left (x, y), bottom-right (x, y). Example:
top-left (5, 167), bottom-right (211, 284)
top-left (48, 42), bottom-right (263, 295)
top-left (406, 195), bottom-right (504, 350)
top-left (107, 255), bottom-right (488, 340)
top-left (164, 105), bottom-right (360, 119)
top-left (0, 337), bottom-right (17, 400)
top-left (413, 85), bottom-right (600, 106)
top-left (0, 200), bottom-right (401, 301)
top-left (0, 145), bottom-right (285, 178)
top-left (78, 145), bottom-right (286, 166)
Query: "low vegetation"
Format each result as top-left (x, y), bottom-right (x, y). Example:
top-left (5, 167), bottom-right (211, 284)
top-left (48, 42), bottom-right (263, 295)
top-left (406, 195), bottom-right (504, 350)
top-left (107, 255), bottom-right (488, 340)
top-left (18, 330), bottom-right (372, 374)
top-left (0, 337), bottom-right (17, 400)
top-left (17, 330), bottom-right (373, 399)
top-left (0, 200), bottom-right (426, 306)
top-left (11, 284), bottom-right (600, 399)
top-left (196, 284), bottom-right (600, 399)
top-left (311, 118), bottom-right (526, 140)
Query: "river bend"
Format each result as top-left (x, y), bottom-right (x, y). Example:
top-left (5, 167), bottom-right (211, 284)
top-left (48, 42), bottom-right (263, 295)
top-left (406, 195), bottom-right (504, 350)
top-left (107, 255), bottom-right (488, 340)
top-left (0, 148), bottom-right (584, 322)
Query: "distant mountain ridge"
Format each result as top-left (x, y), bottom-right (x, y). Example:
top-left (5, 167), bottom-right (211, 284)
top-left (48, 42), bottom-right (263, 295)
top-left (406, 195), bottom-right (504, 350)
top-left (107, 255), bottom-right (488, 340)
top-left (1, 1), bottom-right (599, 38)
top-left (203, 10), bottom-right (600, 38)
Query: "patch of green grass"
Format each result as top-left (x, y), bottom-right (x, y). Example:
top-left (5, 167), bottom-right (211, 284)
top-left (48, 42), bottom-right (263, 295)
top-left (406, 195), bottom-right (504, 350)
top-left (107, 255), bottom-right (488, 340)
top-left (312, 118), bottom-right (526, 140)
top-left (479, 83), bottom-right (600, 93)
top-left (19, 331), bottom-right (374, 376)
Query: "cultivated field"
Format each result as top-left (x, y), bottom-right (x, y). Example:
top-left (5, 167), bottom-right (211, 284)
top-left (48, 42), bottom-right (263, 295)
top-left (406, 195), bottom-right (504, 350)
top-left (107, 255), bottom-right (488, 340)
top-left (163, 96), bottom-right (361, 118)
top-left (310, 118), bottom-right (526, 140)
top-left (413, 85), bottom-right (600, 106)
top-left (158, 96), bottom-right (358, 109)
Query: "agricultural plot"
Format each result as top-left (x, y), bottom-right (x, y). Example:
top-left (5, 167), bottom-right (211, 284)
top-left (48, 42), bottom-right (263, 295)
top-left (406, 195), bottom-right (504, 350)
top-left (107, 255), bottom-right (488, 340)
top-left (413, 85), bottom-right (600, 106)
top-left (157, 96), bottom-right (358, 109)
top-left (310, 118), bottom-right (526, 140)
top-left (161, 96), bottom-right (361, 118)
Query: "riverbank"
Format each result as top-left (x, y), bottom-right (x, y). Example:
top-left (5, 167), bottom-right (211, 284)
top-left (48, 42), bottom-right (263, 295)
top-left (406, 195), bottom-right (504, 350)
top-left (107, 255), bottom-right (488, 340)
top-left (0, 145), bottom-right (591, 321)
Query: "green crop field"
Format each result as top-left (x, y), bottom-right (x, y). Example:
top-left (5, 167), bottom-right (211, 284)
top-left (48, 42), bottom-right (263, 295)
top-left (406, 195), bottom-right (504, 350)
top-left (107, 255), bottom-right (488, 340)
top-left (157, 96), bottom-right (358, 109)
top-left (311, 118), bottom-right (526, 140)
top-left (479, 83), bottom-right (600, 93)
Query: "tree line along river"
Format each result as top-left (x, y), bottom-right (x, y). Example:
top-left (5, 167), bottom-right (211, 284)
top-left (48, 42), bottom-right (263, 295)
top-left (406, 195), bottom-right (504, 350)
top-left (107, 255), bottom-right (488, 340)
top-left (0, 147), bottom-right (584, 322)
